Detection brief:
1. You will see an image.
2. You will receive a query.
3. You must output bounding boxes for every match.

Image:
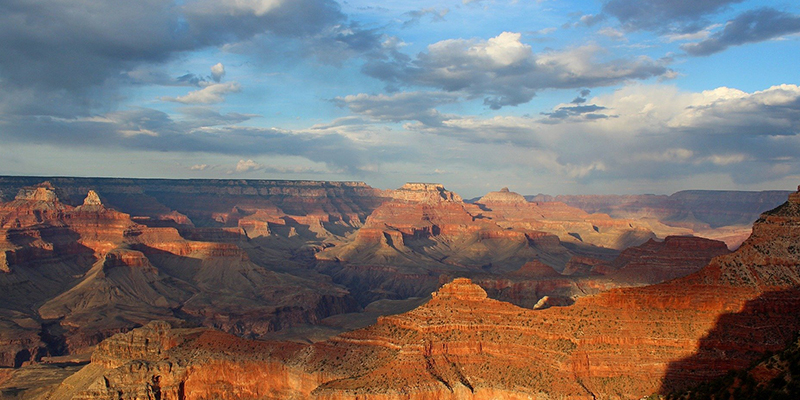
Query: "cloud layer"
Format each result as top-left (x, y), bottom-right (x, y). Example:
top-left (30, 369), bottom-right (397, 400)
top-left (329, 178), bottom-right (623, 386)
top-left (364, 32), bottom-right (671, 109)
top-left (0, 0), bottom-right (797, 195)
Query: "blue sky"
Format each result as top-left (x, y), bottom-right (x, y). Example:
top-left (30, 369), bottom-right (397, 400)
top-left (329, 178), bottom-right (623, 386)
top-left (0, 0), bottom-right (798, 197)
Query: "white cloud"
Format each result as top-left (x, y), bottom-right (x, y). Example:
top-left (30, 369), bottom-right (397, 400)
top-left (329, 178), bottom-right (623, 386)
top-left (466, 31), bottom-right (531, 67)
top-left (210, 63), bottom-right (226, 82)
top-left (190, 164), bottom-right (209, 171)
top-left (598, 27), bottom-right (627, 41)
top-left (664, 24), bottom-right (722, 42)
top-left (191, 0), bottom-right (286, 16)
top-left (234, 159), bottom-right (264, 173)
top-left (119, 128), bottom-right (159, 137)
top-left (162, 82), bottom-right (241, 104)
top-left (534, 27), bottom-right (557, 35)
top-left (392, 83), bottom-right (800, 185)
top-left (363, 32), bottom-right (670, 109)
top-left (703, 154), bottom-right (749, 166)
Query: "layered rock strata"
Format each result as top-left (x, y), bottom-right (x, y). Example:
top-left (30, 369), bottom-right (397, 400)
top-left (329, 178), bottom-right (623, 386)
top-left (52, 186), bottom-right (800, 400)
top-left (0, 183), bottom-right (361, 366)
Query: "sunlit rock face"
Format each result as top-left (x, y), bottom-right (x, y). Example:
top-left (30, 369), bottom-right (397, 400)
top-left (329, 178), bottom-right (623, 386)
top-left (391, 182), bottom-right (463, 203)
top-left (477, 187), bottom-right (527, 204)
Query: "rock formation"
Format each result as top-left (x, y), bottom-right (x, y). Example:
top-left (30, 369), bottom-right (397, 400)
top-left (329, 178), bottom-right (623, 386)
top-left (392, 182), bottom-right (463, 203)
top-left (315, 183), bottom-right (580, 305)
top-left (476, 187), bottom-right (527, 204)
top-left (0, 182), bottom-right (362, 367)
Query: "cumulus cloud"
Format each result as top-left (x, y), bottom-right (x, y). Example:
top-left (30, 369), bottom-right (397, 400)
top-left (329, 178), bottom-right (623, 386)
top-left (234, 159), bottom-right (265, 173)
top-left (681, 8), bottom-right (800, 56)
top-left (363, 32), bottom-right (670, 109)
top-left (401, 83), bottom-right (800, 184)
top-left (210, 63), bottom-right (226, 82)
top-left (190, 164), bottom-right (210, 170)
top-left (162, 82), bottom-right (242, 104)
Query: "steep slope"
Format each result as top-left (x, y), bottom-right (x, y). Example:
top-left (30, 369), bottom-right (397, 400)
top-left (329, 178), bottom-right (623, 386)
top-left (36, 249), bottom-right (192, 352)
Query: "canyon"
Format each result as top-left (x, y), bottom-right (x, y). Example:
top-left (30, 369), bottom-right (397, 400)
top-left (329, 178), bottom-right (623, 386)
top-left (0, 177), bottom-right (796, 400)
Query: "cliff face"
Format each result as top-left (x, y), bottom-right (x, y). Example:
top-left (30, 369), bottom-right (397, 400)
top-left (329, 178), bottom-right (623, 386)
top-left (0, 177), bottom-right (390, 231)
top-left (49, 187), bottom-right (800, 400)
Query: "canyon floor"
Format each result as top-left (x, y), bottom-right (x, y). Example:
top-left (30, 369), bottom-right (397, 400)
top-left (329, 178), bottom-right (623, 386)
top-left (0, 177), bottom-right (796, 399)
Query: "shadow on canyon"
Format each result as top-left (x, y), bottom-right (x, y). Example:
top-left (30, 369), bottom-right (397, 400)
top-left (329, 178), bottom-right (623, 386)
top-left (659, 286), bottom-right (800, 396)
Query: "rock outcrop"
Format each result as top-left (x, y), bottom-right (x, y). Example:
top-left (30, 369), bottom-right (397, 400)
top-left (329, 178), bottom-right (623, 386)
top-left (476, 187), bottom-right (527, 204)
top-left (392, 183), bottom-right (463, 203)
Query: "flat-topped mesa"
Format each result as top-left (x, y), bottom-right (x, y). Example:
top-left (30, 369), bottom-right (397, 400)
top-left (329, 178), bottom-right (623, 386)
top-left (391, 182), bottom-right (463, 203)
top-left (477, 187), bottom-right (528, 204)
top-left (431, 277), bottom-right (488, 301)
top-left (14, 182), bottom-right (59, 202)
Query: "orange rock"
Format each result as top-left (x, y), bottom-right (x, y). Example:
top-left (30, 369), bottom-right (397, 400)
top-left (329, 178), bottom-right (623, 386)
top-left (62, 189), bottom-right (800, 400)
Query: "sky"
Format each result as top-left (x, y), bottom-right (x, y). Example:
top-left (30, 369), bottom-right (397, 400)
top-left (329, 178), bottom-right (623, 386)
top-left (0, 0), bottom-right (799, 197)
